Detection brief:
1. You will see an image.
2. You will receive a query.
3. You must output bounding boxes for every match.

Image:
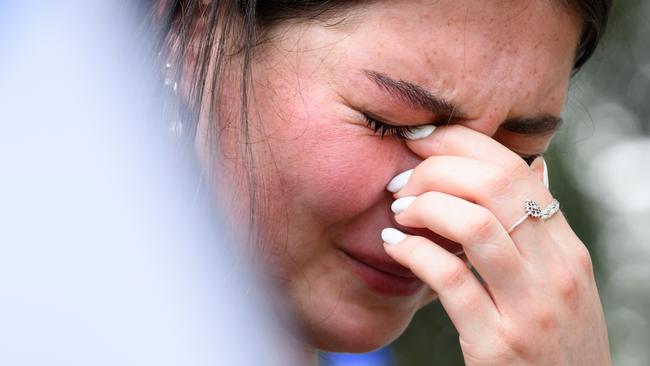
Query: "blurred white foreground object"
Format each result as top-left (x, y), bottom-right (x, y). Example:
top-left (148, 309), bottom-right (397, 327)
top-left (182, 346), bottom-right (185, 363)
top-left (0, 2), bottom-right (295, 365)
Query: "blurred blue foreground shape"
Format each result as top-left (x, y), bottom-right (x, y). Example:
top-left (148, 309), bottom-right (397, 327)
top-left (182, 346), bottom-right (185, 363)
top-left (323, 346), bottom-right (394, 366)
top-left (0, 1), bottom-right (295, 365)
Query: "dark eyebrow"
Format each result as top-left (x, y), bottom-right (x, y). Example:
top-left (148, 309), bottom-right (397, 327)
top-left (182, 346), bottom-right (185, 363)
top-left (364, 69), bottom-right (563, 135)
top-left (500, 116), bottom-right (563, 135)
top-left (363, 70), bottom-right (462, 118)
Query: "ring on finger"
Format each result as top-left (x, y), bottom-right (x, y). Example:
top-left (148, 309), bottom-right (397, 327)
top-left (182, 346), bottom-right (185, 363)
top-left (507, 199), bottom-right (560, 233)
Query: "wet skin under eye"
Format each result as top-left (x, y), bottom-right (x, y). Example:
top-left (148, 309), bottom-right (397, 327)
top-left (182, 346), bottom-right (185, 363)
top-left (362, 113), bottom-right (541, 165)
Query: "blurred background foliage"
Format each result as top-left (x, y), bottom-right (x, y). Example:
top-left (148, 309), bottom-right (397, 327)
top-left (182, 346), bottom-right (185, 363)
top-left (391, 1), bottom-right (650, 365)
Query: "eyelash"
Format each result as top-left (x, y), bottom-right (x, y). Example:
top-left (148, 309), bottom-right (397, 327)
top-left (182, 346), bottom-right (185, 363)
top-left (363, 113), bottom-right (540, 165)
top-left (363, 114), bottom-right (414, 140)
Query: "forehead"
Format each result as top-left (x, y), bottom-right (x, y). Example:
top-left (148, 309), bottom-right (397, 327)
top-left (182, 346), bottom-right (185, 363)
top-left (305, 0), bottom-right (582, 118)
top-left (350, 0), bottom-right (580, 113)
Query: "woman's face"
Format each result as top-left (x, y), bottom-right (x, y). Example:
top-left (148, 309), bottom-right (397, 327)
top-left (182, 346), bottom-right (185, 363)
top-left (203, 0), bottom-right (581, 353)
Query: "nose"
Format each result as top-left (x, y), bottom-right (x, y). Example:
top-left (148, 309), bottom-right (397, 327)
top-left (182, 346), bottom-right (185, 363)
top-left (455, 111), bottom-right (507, 138)
top-left (393, 141), bottom-right (425, 174)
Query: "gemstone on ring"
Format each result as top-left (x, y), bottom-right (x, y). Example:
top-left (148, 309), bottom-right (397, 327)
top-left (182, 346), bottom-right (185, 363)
top-left (524, 200), bottom-right (543, 218)
top-left (508, 198), bottom-right (561, 233)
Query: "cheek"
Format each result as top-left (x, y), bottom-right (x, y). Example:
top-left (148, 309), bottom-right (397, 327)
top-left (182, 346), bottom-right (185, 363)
top-left (251, 73), bottom-right (410, 226)
top-left (269, 123), bottom-right (403, 224)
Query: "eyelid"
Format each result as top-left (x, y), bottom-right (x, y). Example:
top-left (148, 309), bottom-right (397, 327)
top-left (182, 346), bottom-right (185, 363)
top-left (364, 113), bottom-right (544, 164)
top-left (362, 113), bottom-right (416, 139)
top-left (363, 111), bottom-right (439, 127)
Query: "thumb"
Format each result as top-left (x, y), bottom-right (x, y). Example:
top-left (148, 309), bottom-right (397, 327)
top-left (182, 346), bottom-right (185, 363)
top-left (530, 156), bottom-right (549, 189)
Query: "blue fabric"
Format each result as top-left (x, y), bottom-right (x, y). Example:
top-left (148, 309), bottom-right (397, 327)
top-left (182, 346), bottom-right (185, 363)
top-left (323, 347), bottom-right (394, 366)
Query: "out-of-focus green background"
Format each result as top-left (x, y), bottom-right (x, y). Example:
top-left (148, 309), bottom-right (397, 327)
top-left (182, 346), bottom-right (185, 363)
top-left (392, 2), bottom-right (650, 365)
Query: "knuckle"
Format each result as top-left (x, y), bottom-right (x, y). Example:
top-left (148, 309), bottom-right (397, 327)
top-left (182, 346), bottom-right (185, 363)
top-left (458, 288), bottom-right (483, 311)
top-left (574, 244), bottom-right (594, 274)
top-left (439, 260), bottom-right (470, 290)
top-left (466, 208), bottom-right (499, 242)
top-left (558, 276), bottom-right (580, 304)
top-left (497, 311), bottom-right (557, 361)
top-left (483, 166), bottom-right (515, 197)
top-left (497, 324), bottom-right (534, 360)
top-left (533, 308), bottom-right (558, 334)
top-left (554, 267), bottom-right (581, 306)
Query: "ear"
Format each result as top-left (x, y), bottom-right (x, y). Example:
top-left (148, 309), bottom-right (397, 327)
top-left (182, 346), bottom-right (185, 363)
top-left (529, 156), bottom-right (549, 189)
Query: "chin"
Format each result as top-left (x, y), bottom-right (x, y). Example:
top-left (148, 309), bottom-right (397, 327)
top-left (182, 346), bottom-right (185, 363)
top-left (299, 300), bottom-right (422, 353)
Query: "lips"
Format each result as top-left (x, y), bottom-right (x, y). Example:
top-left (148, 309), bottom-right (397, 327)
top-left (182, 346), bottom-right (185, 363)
top-left (340, 249), bottom-right (424, 296)
top-left (343, 248), bottom-right (417, 278)
top-left (336, 208), bottom-right (463, 296)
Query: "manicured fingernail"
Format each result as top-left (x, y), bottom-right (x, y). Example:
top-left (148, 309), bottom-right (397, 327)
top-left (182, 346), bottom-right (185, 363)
top-left (391, 196), bottom-right (416, 214)
top-left (404, 125), bottom-right (436, 140)
top-left (386, 169), bottom-right (413, 193)
top-left (381, 228), bottom-right (407, 245)
top-left (542, 159), bottom-right (549, 189)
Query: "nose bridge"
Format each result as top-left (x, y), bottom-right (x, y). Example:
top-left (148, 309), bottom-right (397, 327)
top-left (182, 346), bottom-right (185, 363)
top-left (457, 88), bottom-right (513, 137)
top-left (460, 114), bottom-right (505, 138)
top-left (456, 56), bottom-right (519, 139)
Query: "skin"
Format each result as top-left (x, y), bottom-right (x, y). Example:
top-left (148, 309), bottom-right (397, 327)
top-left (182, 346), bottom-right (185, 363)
top-left (195, 0), bottom-right (611, 364)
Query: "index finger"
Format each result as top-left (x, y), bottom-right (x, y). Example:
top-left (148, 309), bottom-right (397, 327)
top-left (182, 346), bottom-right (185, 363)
top-left (406, 124), bottom-right (538, 171)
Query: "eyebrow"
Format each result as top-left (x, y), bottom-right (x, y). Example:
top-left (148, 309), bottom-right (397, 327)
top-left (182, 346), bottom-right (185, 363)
top-left (500, 116), bottom-right (563, 135)
top-left (363, 69), bottom-right (563, 135)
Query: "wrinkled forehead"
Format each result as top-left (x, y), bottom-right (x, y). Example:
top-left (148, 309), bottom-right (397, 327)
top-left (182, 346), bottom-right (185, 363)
top-left (259, 0), bottom-right (582, 119)
top-left (336, 0), bottom-right (582, 117)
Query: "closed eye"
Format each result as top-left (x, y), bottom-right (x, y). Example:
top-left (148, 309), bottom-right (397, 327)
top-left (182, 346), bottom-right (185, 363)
top-left (363, 113), bottom-right (414, 140)
top-left (365, 113), bottom-right (542, 165)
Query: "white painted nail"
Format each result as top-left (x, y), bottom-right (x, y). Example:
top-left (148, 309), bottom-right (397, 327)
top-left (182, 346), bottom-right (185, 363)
top-left (381, 228), bottom-right (407, 245)
top-left (391, 196), bottom-right (417, 214)
top-left (543, 159), bottom-right (549, 189)
top-left (404, 125), bottom-right (436, 140)
top-left (386, 169), bottom-right (413, 193)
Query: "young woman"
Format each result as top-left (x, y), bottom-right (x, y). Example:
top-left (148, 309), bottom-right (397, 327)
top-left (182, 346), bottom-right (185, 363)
top-left (152, 1), bottom-right (612, 364)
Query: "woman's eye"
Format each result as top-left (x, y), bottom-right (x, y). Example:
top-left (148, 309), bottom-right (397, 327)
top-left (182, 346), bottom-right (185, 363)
top-left (364, 113), bottom-right (542, 165)
top-left (363, 114), bottom-right (414, 140)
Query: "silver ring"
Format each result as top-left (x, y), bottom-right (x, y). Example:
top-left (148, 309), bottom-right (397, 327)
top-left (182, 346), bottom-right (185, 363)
top-left (507, 199), bottom-right (560, 233)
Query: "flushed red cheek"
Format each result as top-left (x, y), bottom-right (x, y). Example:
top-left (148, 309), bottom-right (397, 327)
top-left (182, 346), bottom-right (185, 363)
top-left (277, 133), bottom-right (400, 224)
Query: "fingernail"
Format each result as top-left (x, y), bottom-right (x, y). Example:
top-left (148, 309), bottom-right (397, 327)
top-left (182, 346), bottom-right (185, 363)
top-left (543, 159), bottom-right (549, 189)
top-left (386, 169), bottom-right (413, 193)
top-left (381, 228), bottom-right (407, 245)
top-left (391, 196), bottom-right (416, 214)
top-left (404, 125), bottom-right (436, 140)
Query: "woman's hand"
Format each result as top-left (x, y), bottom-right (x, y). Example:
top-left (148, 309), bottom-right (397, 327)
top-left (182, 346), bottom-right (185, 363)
top-left (382, 125), bottom-right (611, 366)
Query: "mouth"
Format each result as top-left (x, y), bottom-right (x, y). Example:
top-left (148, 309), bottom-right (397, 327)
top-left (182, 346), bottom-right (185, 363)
top-left (335, 214), bottom-right (463, 297)
top-left (340, 249), bottom-right (424, 296)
